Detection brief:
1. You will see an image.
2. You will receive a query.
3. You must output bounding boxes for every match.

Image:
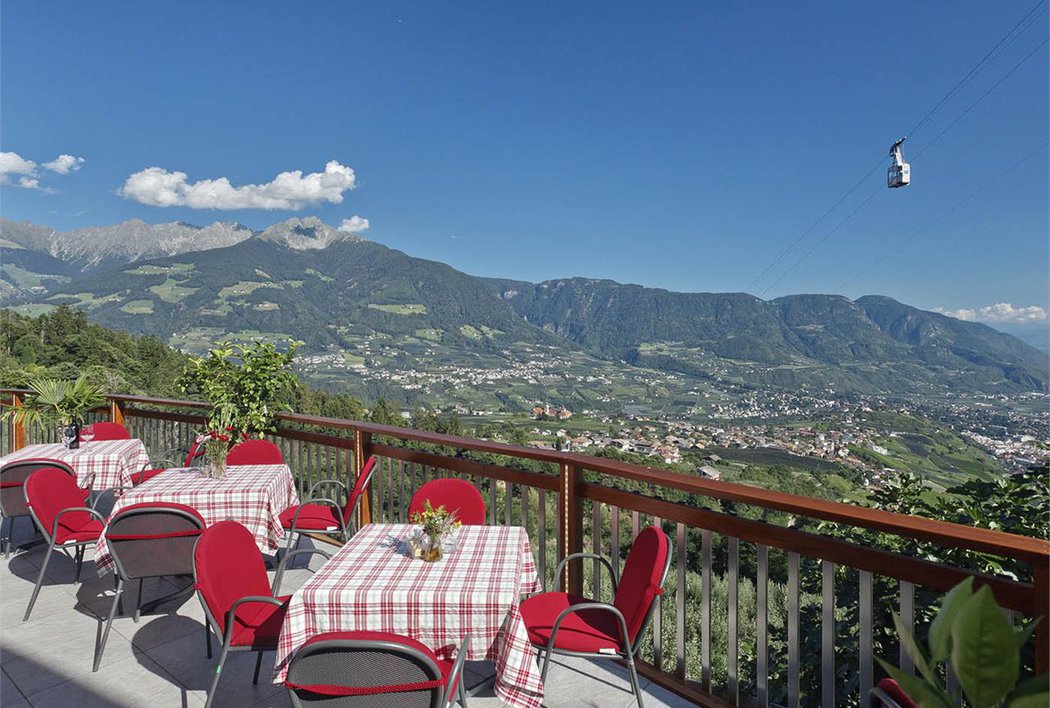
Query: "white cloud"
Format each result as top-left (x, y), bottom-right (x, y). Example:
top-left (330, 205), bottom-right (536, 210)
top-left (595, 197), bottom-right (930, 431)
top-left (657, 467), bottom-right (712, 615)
top-left (935, 303), bottom-right (1048, 324)
top-left (42, 154), bottom-right (85, 174)
top-left (338, 215), bottom-right (370, 234)
top-left (0, 150), bottom-right (85, 190)
top-left (120, 160), bottom-right (358, 210)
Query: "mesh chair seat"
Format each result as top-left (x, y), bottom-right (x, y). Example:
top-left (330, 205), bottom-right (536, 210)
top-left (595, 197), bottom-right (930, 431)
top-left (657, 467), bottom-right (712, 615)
top-left (279, 503), bottom-right (343, 532)
top-left (229, 596), bottom-right (292, 648)
top-left (521, 591), bottom-right (622, 653)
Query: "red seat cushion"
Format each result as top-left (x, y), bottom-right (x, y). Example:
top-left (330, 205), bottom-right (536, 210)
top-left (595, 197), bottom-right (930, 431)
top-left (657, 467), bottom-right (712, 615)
top-left (54, 517), bottom-right (104, 545)
top-left (521, 591), bottom-right (623, 653)
top-left (279, 503), bottom-right (343, 532)
top-left (877, 678), bottom-right (918, 708)
top-left (229, 595), bottom-right (290, 648)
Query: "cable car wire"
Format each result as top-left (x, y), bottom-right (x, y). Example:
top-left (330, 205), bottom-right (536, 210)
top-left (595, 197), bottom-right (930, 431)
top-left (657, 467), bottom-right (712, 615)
top-left (905, 0), bottom-right (1046, 139)
top-left (837, 140), bottom-right (1049, 291)
top-left (744, 4), bottom-right (1047, 295)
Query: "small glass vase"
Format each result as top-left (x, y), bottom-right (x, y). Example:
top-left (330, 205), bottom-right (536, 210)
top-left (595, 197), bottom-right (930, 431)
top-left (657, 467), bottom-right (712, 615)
top-left (204, 455), bottom-right (227, 479)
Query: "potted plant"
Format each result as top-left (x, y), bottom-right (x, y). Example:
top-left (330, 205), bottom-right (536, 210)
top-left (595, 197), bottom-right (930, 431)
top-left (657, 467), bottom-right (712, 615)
top-left (178, 339), bottom-right (300, 478)
top-left (879, 577), bottom-right (1048, 707)
top-left (2, 375), bottom-right (106, 449)
top-left (409, 500), bottom-right (461, 562)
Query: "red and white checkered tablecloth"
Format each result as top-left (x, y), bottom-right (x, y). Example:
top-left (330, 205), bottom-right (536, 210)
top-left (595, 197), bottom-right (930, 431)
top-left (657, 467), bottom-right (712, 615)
top-left (93, 464), bottom-right (299, 574)
top-left (0, 440), bottom-right (151, 491)
top-left (274, 523), bottom-right (544, 708)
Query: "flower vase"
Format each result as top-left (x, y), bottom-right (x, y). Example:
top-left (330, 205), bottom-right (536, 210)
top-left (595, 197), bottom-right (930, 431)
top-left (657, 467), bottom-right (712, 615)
top-left (421, 539), bottom-right (443, 563)
top-left (204, 455), bottom-right (226, 479)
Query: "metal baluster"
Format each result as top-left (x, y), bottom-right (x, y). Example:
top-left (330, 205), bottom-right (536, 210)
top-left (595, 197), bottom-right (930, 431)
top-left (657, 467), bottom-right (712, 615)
top-left (611, 506), bottom-right (621, 569)
top-left (900, 581), bottom-right (915, 674)
top-left (652, 515), bottom-right (663, 669)
top-left (537, 489), bottom-right (547, 585)
top-left (788, 552), bottom-right (800, 708)
top-left (701, 528), bottom-right (712, 690)
top-left (488, 479), bottom-right (497, 525)
top-left (860, 570), bottom-right (873, 703)
top-left (399, 460), bottom-right (407, 522)
top-left (757, 544), bottom-right (769, 707)
top-left (728, 536), bottom-right (739, 704)
top-left (520, 484), bottom-right (528, 532)
top-left (505, 481), bottom-right (513, 526)
top-left (822, 560), bottom-right (835, 708)
top-left (632, 510), bottom-right (640, 539)
top-left (675, 523), bottom-right (686, 680)
top-left (592, 502), bottom-right (601, 594)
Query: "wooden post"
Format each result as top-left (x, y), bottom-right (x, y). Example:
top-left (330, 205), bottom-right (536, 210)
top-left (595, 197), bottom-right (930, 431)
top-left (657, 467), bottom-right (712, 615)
top-left (354, 429), bottom-right (373, 528)
top-left (109, 397), bottom-right (126, 426)
top-left (559, 462), bottom-right (583, 595)
top-left (1035, 561), bottom-right (1049, 675)
top-left (11, 392), bottom-right (26, 451)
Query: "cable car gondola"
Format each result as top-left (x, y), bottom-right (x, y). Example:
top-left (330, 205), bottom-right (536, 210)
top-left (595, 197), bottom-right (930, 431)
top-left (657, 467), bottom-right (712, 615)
top-left (888, 137), bottom-right (910, 188)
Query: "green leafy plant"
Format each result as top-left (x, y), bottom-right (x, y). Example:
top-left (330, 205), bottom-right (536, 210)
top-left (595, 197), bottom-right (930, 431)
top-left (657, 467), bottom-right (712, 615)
top-left (1, 375), bottom-right (106, 429)
top-left (178, 339), bottom-right (301, 439)
top-left (878, 578), bottom-right (1047, 707)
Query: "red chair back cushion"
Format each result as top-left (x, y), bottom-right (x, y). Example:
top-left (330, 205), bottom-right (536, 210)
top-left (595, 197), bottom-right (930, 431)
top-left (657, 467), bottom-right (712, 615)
top-left (194, 520), bottom-right (272, 634)
top-left (343, 456), bottom-right (377, 526)
top-left (408, 478), bottom-right (486, 525)
top-left (226, 439), bottom-right (284, 465)
top-left (613, 526), bottom-right (669, 643)
top-left (24, 466), bottom-right (90, 540)
top-left (80, 421), bottom-right (131, 441)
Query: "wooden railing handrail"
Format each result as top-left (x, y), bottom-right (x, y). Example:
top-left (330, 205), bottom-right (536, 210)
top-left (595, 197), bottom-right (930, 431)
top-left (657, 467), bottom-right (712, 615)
top-left (3, 390), bottom-right (1047, 564)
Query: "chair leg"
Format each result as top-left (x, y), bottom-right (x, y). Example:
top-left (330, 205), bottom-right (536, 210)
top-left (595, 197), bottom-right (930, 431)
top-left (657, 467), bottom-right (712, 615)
top-left (205, 623), bottom-right (212, 659)
top-left (116, 575), bottom-right (124, 616)
top-left (204, 638), bottom-right (232, 708)
top-left (625, 653), bottom-right (644, 708)
top-left (252, 651), bottom-right (264, 685)
top-left (24, 542), bottom-right (55, 621)
top-left (94, 579), bottom-right (124, 671)
top-left (539, 646), bottom-right (553, 685)
top-left (75, 546), bottom-right (84, 582)
top-left (133, 578), bottom-right (144, 622)
top-left (459, 680), bottom-right (470, 708)
top-left (1, 516), bottom-right (8, 558)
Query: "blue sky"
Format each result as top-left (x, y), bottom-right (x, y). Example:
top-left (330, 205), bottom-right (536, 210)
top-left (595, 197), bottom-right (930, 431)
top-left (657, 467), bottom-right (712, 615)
top-left (2, 2), bottom-right (1047, 336)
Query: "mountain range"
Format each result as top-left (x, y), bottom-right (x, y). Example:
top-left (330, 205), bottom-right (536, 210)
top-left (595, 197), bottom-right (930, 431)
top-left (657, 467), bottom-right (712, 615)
top-left (2, 216), bottom-right (1046, 397)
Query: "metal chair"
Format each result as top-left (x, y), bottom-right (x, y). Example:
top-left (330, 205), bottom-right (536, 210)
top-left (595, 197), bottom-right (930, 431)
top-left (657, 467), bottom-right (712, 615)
top-left (94, 502), bottom-right (206, 670)
top-left (408, 478), bottom-right (486, 525)
top-left (0, 458), bottom-right (86, 557)
top-left (133, 434), bottom-right (208, 486)
top-left (520, 525), bottom-right (672, 708)
top-left (284, 630), bottom-right (470, 708)
top-left (22, 466), bottom-right (108, 621)
top-left (193, 520), bottom-right (331, 708)
top-left (278, 456), bottom-right (377, 552)
top-left (226, 439), bottom-right (284, 465)
top-left (79, 421), bottom-right (131, 441)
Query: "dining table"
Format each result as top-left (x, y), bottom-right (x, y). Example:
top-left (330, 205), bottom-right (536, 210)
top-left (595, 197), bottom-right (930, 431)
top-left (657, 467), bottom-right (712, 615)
top-left (93, 463), bottom-right (299, 574)
top-left (0, 439), bottom-right (151, 491)
top-left (274, 522), bottom-right (545, 708)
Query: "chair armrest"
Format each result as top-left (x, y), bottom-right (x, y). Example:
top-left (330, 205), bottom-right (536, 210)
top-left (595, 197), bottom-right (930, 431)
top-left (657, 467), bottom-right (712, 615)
top-left (548, 601), bottom-right (631, 655)
top-left (445, 633), bottom-right (471, 704)
top-left (142, 459), bottom-right (180, 472)
top-left (869, 687), bottom-right (904, 708)
top-left (223, 595), bottom-right (286, 642)
top-left (305, 479), bottom-right (348, 500)
top-left (51, 506), bottom-right (107, 539)
top-left (273, 547), bottom-right (333, 594)
top-left (551, 552), bottom-right (619, 594)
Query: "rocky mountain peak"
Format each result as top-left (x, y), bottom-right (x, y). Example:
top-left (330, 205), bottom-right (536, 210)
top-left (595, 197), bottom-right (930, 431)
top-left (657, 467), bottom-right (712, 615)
top-left (257, 217), bottom-right (360, 250)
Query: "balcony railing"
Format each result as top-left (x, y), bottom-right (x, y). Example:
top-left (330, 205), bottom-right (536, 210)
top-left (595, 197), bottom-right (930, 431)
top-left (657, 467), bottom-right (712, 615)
top-left (3, 389), bottom-right (1048, 707)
